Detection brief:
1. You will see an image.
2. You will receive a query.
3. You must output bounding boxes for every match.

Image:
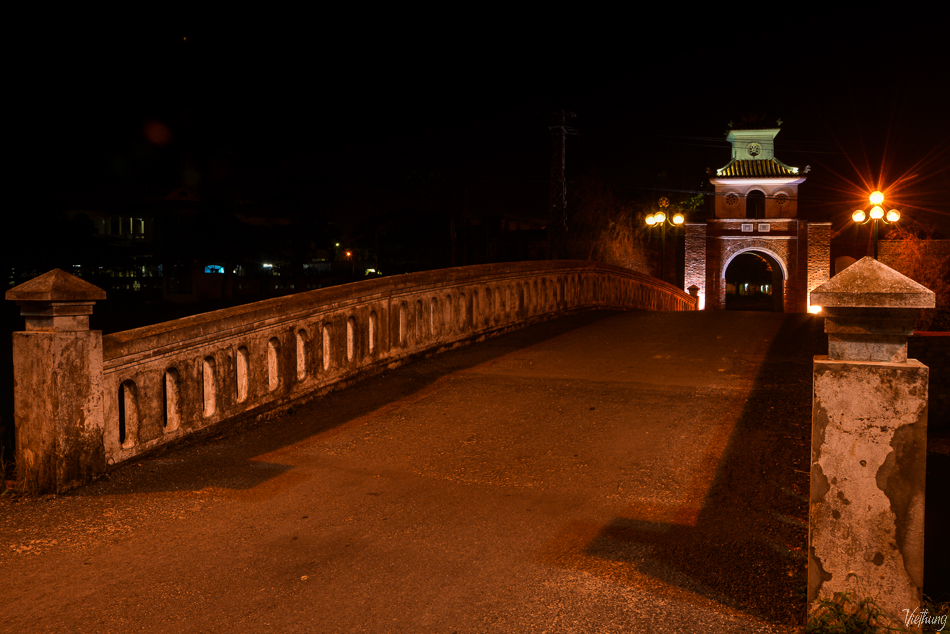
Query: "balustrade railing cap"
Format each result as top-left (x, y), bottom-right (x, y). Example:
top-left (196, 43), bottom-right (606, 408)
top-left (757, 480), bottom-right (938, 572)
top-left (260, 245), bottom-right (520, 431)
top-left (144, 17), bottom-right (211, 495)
top-left (5, 268), bottom-right (107, 303)
top-left (810, 257), bottom-right (934, 309)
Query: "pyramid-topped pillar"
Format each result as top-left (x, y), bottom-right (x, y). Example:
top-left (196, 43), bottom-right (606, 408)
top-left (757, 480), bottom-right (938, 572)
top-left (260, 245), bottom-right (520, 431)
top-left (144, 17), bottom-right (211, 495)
top-left (811, 256), bottom-right (933, 363)
top-left (807, 257), bottom-right (934, 630)
top-left (6, 270), bottom-right (107, 493)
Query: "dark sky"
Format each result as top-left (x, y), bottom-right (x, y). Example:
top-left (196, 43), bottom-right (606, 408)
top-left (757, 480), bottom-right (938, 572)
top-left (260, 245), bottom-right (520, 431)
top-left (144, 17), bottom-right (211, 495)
top-left (14, 17), bottom-right (950, 236)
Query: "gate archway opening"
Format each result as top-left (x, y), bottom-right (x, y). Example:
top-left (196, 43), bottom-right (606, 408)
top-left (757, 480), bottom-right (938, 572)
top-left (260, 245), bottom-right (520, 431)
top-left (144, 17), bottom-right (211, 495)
top-left (724, 250), bottom-right (785, 312)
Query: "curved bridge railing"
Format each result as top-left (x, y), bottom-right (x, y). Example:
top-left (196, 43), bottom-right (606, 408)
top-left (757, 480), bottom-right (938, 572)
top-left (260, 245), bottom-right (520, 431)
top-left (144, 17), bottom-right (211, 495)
top-left (7, 261), bottom-right (695, 492)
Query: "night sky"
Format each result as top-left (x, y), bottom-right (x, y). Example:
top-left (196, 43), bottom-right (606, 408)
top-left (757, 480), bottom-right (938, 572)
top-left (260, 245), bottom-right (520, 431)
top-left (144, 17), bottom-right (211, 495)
top-left (12, 18), bottom-right (950, 240)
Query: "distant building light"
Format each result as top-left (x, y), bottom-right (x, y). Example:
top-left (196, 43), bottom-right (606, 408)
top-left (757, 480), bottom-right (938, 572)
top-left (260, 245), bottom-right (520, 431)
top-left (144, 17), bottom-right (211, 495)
top-left (262, 263), bottom-right (273, 268)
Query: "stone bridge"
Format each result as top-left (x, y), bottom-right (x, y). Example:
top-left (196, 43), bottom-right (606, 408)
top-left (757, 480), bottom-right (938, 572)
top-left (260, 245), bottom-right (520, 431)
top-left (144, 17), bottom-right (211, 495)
top-left (3, 258), bottom-right (946, 632)
top-left (6, 260), bottom-right (696, 494)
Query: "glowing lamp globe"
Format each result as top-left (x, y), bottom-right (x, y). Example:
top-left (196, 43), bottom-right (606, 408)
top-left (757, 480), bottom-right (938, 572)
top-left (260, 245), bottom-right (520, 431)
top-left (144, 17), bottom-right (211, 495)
top-left (870, 190), bottom-right (885, 205)
top-left (886, 210), bottom-right (901, 222)
top-left (808, 305), bottom-right (822, 314)
top-left (852, 210), bottom-right (866, 223)
top-left (870, 206), bottom-right (885, 220)
top-left (646, 215), bottom-right (656, 226)
top-left (654, 211), bottom-right (666, 224)
top-left (672, 213), bottom-right (685, 225)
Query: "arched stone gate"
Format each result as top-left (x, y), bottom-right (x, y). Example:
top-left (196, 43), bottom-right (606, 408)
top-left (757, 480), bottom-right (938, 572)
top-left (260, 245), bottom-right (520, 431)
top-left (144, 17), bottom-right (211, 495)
top-left (723, 245), bottom-right (787, 312)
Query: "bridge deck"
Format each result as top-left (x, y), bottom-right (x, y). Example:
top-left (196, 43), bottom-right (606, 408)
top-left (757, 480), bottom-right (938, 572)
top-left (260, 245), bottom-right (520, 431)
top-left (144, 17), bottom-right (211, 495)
top-left (1, 311), bottom-right (940, 632)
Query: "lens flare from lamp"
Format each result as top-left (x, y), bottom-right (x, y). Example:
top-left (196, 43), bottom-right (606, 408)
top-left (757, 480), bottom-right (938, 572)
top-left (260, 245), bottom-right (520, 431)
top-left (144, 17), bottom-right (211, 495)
top-left (646, 215), bottom-right (656, 226)
top-left (654, 211), bottom-right (666, 224)
top-left (886, 210), bottom-right (900, 222)
top-left (870, 191), bottom-right (885, 205)
top-left (672, 213), bottom-right (685, 225)
top-left (870, 206), bottom-right (884, 220)
top-left (852, 210), bottom-right (866, 223)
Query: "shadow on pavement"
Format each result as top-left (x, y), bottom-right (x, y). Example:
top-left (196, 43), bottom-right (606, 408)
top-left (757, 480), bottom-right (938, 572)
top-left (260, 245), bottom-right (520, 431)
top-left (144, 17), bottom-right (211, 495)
top-left (575, 312), bottom-right (949, 623)
top-left (578, 314), bottom-right (824, 626)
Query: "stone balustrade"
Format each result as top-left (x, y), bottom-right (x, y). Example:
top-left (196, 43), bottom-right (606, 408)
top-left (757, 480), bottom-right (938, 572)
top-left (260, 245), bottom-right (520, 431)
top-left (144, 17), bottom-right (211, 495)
top-left (7, 260), bottom-right (696, 492)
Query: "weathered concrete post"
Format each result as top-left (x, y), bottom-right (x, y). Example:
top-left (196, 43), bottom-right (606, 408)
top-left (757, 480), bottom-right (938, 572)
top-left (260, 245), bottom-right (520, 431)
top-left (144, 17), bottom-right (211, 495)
top-left (5, 269), bottom-right (107, 493)
top-left (808, 256), bottom-right (934, 629)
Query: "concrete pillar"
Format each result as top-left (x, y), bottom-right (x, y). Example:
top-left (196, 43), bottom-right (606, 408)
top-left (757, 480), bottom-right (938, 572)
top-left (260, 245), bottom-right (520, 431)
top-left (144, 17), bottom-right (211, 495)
top-left (5, 269), bottom-right (107, 493)
top-left (808, 257), bottom-right (934, 630)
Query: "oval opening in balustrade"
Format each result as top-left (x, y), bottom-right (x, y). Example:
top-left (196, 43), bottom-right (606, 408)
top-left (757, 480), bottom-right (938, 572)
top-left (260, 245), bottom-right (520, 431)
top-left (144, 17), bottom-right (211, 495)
top-left (163, 368), bottom-right (181, 432)
top-left (369, 311), bottom-right (377, 355)
top-left (398, 303), bottom-right (408, 346)
top-left (118, 379), bottom-right (138, 448)
top-left (297, 330), bottom-right (309, 381)
top-left (203, 356), bottom-right (216, 417)
top-left (430, 297), bottom-right (439, 337)
top-left (347, 316), bottom-right (356, 362)
top-left (443, 295), bottom-right (453, 335)
top-left (415, 300), bottom-right (424, 343)
top-left (471, 290), bottom-right (479, 328)
top-left (457, 292), bottom-right (467, 330)
top-left (236, 346), bottom-right (249, 403)
top-left (323, 325), bottom-right (331, 371)
top-left (267, 338), bottom-right (280, 391)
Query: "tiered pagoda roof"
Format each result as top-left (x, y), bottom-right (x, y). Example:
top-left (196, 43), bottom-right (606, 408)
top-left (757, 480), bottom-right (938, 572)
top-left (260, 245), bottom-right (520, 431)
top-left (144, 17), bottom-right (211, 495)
top-left (715, 158), bottom-right (801, 179)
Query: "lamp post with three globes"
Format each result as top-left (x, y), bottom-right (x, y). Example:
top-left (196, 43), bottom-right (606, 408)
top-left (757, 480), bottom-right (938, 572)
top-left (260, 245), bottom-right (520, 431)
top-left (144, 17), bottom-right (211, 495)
top-left (851, 190), bottom-right (900, 259)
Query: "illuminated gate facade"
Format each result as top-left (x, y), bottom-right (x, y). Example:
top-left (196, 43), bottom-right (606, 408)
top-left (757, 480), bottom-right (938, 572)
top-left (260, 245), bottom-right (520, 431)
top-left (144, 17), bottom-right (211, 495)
top-left (684, 123), bottom-right (830, 312)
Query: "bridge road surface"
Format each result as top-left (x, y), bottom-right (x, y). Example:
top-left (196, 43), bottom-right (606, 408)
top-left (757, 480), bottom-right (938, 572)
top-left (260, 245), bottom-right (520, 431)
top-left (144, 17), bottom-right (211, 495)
top-left (2, 310), bottom-right (827, 633)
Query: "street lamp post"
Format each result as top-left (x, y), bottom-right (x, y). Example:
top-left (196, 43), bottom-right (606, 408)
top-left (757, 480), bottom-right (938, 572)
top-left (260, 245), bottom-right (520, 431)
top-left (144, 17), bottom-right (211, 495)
top-left (851, 190), bottom-right (900, 259)
top-left (645, 197), bottom-right (685, 283)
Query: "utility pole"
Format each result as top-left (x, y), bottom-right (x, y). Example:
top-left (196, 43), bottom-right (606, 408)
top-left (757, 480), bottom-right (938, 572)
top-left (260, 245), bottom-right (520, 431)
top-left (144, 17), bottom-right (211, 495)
top-left (548, 109), bottom-right (578, 259)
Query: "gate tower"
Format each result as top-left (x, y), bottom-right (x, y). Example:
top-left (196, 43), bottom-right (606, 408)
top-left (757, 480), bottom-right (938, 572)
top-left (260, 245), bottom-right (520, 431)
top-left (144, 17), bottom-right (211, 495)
top-left (684, 122), bottom-right (831, 312)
